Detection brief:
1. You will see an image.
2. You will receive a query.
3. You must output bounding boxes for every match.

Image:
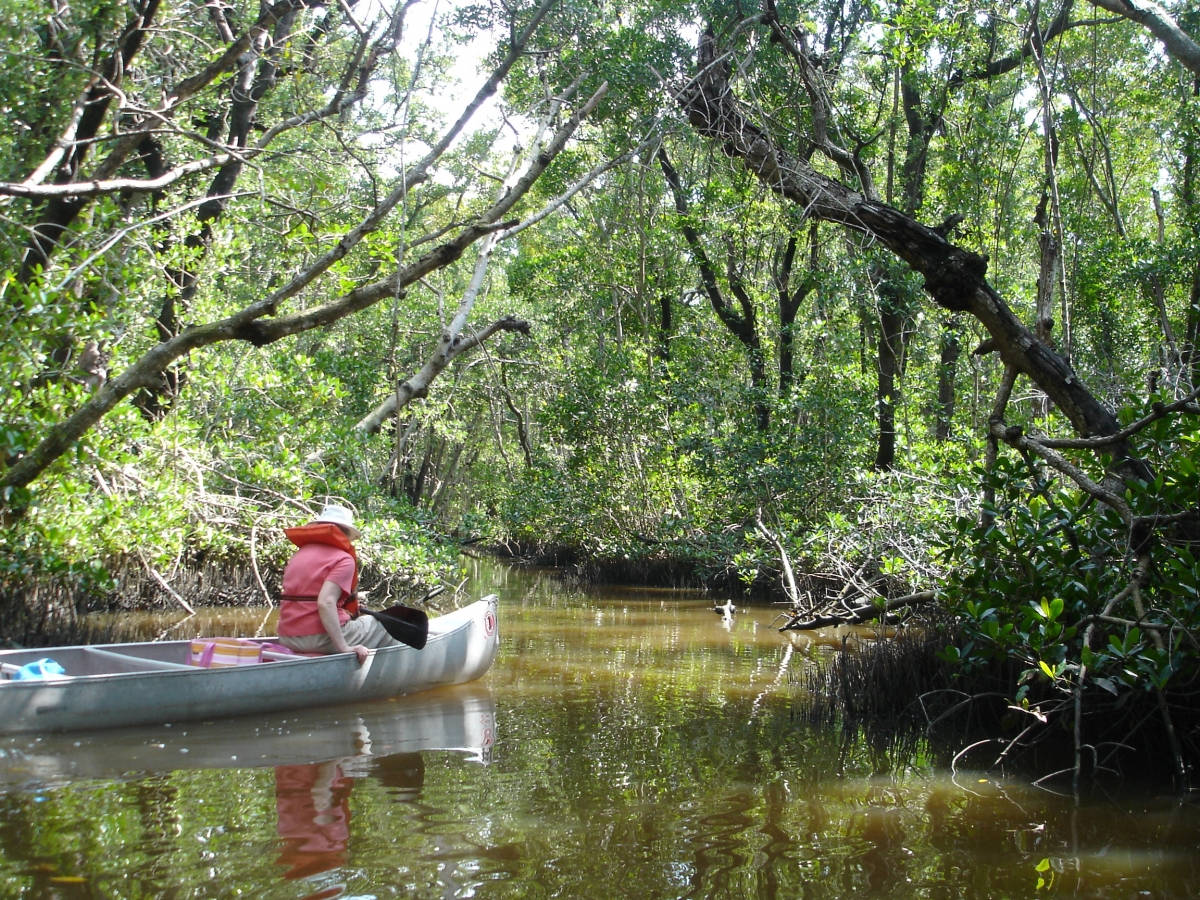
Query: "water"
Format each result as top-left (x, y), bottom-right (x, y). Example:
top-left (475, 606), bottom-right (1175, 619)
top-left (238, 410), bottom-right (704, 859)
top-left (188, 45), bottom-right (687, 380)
top-left (1, 560), bottom-right (1198, 898)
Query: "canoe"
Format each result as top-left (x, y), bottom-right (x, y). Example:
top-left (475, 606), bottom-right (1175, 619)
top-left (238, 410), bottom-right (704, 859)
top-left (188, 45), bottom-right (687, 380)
top-left (0, 594), bottom-right (499, 735)
top-left (0, 682), bottom-right (496, 790)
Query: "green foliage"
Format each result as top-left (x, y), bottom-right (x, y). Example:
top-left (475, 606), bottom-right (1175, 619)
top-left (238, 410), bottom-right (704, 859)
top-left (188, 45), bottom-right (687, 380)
top-left (939, 411), bottom-right (1200, 707)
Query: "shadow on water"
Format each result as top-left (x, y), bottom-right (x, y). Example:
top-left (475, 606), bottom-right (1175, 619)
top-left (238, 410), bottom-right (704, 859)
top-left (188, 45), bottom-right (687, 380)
top-left (1, 557), bottom-right (1199, 898)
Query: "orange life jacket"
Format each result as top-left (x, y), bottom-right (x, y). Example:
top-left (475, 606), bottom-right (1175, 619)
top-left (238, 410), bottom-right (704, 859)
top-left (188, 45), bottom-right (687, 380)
top-left (282, 523), bottom-right (359, 617)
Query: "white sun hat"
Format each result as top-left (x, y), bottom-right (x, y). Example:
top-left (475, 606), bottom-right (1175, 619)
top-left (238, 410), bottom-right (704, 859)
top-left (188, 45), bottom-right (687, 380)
top-left (313, 503), bottom-right (361, 540)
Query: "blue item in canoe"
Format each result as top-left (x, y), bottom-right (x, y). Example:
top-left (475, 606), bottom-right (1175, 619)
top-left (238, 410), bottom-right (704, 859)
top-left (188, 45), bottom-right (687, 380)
top-left (13, 659), bottom-right (66, 681)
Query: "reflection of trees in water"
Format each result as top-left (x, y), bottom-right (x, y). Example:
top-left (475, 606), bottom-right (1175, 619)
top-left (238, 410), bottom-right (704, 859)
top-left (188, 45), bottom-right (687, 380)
top-left (374, 752), bottom-right (425, 799)
top-left (383, 753), bottom-right (523, 897)
top-left (688, 789), bottom-right (756, 896)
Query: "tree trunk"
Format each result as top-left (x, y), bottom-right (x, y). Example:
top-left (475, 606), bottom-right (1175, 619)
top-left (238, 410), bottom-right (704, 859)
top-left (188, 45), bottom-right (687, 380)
top-left (18, 0), bottom-right (163, 281)
top-left (679, 57), bottom-right (1135, 462)
top-left (657, 292), bottom-right (673, 365)
top-left (658, 146), bottom-right (770, 431)
top-left (874, 283), bottom-right (904, 470)
top-left (935, 319), bottom-right (963, 442)
top-left (773, 226), bottom-right (818, 396)
top-left (1184, 74), bottom-right (1200, 387)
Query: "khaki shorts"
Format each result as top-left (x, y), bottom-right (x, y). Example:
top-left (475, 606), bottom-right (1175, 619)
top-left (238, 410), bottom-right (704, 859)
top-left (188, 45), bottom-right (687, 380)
top-left (278, 615), bottom-right (400, 653)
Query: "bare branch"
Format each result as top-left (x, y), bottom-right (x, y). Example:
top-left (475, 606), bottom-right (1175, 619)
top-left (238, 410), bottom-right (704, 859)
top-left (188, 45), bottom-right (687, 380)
top-left (2, 0), bottom-right (571, 497)
top-left (0, 155), bottom-right (236, 199)
top-left (989, 422), bottom-right (1132, 522)
top-left (1086, 0), bottom-right (1200, 75)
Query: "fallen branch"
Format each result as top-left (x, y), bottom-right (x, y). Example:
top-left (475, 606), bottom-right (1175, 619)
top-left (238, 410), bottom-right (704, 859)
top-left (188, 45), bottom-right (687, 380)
top-left (779, 590), bottom-right (935, 631)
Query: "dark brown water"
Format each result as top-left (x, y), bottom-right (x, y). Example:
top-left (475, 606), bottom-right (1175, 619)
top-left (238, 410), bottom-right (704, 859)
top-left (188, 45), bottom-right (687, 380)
top-left (1, 559), bottom-right (1198, 898)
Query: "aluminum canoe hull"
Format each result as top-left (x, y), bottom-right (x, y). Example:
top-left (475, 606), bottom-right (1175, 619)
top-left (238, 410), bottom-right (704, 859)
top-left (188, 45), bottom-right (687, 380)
top-left (0, 595), bottom-right (499, 734)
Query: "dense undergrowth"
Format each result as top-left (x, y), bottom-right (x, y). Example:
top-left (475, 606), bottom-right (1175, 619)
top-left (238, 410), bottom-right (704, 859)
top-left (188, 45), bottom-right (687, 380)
top-left (803, 621), bottom-right (1200, 789)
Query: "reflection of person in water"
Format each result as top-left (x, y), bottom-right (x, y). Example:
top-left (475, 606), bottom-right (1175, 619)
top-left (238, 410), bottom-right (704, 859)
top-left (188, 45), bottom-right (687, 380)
top-left (274, 753), bottom-right (428, 882)
top-left (275, 760), bottom-right (355, 881)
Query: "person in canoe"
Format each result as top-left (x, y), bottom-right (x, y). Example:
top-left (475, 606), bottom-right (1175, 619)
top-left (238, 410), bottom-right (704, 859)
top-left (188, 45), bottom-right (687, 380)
top-left (278, 504), bottom-right (406, 664)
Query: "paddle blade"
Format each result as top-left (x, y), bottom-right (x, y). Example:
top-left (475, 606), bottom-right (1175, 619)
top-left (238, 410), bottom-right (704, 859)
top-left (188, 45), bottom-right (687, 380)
top-left (364, 605), bottom-right (429, 650)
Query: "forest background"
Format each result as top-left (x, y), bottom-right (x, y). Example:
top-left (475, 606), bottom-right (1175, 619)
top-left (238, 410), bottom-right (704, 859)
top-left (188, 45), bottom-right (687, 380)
top-left (2, 0), bottom-right (1199, 786)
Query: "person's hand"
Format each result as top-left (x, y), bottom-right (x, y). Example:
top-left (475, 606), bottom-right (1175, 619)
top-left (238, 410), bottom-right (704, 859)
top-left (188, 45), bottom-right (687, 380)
top-left (350, 644), bottom-right (370, 665)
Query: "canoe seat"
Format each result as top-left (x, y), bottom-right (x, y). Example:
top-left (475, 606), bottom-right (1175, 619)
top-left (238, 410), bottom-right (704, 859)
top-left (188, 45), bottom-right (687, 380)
top-left (82, 647), bottom-right (194, 673)
top-left (261, 649), bottom-right (324, 661)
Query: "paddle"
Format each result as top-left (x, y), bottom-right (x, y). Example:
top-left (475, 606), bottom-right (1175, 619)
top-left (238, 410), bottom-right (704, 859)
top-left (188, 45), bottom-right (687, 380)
top-left (362, 604), bottom-right (429, 650)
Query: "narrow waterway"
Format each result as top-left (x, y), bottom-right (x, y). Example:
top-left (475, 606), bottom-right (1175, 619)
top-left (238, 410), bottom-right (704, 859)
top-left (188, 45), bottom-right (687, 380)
top-left (1, 559), bottom-right (1198, 898)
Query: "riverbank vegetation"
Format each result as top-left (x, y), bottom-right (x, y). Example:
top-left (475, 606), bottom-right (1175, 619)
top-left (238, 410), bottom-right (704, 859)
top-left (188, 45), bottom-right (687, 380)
top-left (3, 0), bottom-right (1199, 788)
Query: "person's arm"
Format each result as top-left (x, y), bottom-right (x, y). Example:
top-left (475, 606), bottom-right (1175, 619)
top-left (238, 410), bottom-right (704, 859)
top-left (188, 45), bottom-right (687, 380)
top-left (315, 579), bottom-right (369, 665)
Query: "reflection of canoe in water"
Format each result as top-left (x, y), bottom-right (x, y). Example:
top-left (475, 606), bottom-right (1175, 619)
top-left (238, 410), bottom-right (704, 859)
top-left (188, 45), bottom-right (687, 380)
top-left (0, 595), bottom-right (499, 735)
top-left (0, 682), bottom-right (496, 789)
